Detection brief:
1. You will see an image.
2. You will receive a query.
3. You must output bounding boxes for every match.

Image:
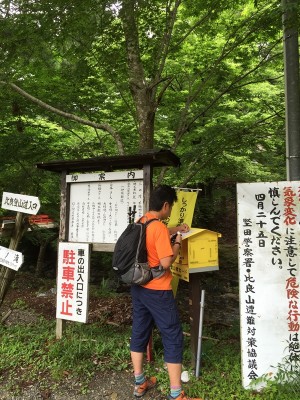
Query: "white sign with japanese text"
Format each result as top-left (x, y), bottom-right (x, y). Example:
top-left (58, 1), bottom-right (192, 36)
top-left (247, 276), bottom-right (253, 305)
top-left (1, 192), bottom-right (40, 215)
top-left (56, 242), bottom-right (90, 323)
top-left (237, 182), bottom-right (300, 389)
top-left (0, 246), bottom-right (24, 271)
top-left (67, 170), bottom-right (144, 244)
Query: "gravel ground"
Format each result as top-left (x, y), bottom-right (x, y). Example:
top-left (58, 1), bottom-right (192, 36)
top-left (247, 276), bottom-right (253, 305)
top-left (0, 370), bottom-right (167, 400)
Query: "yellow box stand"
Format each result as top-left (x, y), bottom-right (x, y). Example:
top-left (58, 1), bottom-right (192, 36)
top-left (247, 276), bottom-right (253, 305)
top-left (171, 228), bottom-right (221, 282)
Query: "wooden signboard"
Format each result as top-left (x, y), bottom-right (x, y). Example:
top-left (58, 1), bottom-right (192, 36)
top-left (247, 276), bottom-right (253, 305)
top-left (66, 170), bottom-right (144, 244)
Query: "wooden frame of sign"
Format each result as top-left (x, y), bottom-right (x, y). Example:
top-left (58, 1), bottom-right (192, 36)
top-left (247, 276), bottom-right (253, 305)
top-left (36, 150), bottom-right (180, 338)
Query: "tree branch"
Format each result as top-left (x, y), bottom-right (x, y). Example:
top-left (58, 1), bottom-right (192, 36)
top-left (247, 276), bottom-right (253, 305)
top-left (171, 36), bottom-right (283, 149)
top-left (0, 81), bottom-right (125, 155)
top-left (155, 0), bottom-right (182, 78)
top-left (171, 11), bottom-right (212, 51)
top-left (186, 44), bottom-right (283, 132)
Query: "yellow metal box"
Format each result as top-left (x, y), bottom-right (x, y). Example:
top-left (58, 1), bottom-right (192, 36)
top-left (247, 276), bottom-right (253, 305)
top-left (172, 228), bottom-right (221, 281)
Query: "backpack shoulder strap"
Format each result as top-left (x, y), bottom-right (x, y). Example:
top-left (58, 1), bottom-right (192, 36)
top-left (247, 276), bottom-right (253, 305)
top-left (137, 216), bottom-right (159, 226)
top-left (145, 218), bottom-right (159, 227)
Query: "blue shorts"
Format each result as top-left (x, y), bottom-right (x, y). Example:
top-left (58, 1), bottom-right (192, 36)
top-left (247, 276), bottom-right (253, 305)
top-left (130, 285), bottom-right (183, 363)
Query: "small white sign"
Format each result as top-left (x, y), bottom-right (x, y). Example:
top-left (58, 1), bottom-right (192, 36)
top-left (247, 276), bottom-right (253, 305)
top-left (1, 192), bottom-right (41, 215)
top-left (0, 246), bottom-right (24, 271)
top-left (56, 242), bottom-right (90, 323)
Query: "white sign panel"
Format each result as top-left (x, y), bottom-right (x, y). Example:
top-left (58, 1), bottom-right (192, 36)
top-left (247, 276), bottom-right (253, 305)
top-left (67, 170), bottom-right (144, 243)
top-left (237, 182), bottom-right (300, 389)
top-left (0, 246), bottom-right (24, 271)
top-left (56, 242), bottom-right (90, 323)
top-left (2, 192), bottom-right (40, 215)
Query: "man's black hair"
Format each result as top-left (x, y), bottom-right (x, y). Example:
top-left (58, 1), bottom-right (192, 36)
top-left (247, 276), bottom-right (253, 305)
top-left (149, 185), bottom-right (178, 211)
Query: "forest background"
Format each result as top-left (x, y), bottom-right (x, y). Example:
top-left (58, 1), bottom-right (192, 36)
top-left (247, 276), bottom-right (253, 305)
top-left (0, 0), bottom-right (295, 218)
top-left (0, 0), bottom-right (299, 399)
top-left (1, 0), bottom-right (298, 275)
top-left (0, 0), bottom-right (299, 302)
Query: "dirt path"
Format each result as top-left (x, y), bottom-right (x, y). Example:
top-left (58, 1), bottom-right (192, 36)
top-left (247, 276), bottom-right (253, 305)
top-left (0, 370), bottom-right (166, 400)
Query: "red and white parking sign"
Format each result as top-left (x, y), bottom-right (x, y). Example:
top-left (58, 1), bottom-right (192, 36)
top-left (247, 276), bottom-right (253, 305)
top-left (56, 242), bottom-right (90, 323)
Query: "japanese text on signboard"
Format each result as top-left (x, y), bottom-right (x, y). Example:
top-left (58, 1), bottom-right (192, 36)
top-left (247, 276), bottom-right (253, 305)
top-left (238, 182), bottom-right (300, 389)
top-left (56, 243), bottom-right (90, 323)
top-left (67, 170), bottom-right (143, 244)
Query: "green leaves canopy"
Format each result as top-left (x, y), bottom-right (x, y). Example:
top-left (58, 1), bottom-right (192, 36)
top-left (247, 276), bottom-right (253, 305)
top-left (0, 0), bottom-right (291, 192)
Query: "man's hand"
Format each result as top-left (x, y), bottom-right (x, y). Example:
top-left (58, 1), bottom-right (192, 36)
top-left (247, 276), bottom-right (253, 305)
top-left (178, 223), bottom-right (189, 233)
top-left (168, 224), bottom-right (190, 236)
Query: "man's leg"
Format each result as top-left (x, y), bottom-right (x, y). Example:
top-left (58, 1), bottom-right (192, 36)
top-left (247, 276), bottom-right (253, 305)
top-left (166, 362), bottom-right (182, 386)
top-left (149, 290), bottom-right (184, 399)
top-left (130, 286), bottom-right (156, 397)
top-left (131, 351), bottom-right (157, 397)
top-left (166, 363), bottom-right (182, 398)
top-left (131, 350), bottom-right (144, 376)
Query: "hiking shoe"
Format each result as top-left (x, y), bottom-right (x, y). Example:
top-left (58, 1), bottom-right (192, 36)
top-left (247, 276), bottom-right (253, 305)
top-left (134, 376), bottom-right (157, 397)
top-left (168, 390), bottom-right (204, 400)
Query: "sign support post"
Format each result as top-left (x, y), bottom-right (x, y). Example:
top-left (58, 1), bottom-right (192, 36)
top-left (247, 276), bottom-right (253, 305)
top-left (195, 290), bottom-right (205, 378)
top-left (188, 274), bottom-right (201, 367)
top-left (0, 212), bottom-right (29, 304)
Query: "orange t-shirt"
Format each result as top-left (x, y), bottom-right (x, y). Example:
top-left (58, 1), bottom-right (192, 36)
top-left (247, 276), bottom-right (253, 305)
top-left (141, 212), bottom-right (173, 290)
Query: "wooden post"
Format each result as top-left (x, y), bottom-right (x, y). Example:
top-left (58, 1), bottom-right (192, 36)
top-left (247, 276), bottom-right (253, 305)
top-left (188, 273), bottom-right (201, 367)
top-left (56, 170), bottom-right (69, 339)
top-left (143, 164), bottom-right (152, 211)
top-left (0, 212), bottom-right (29, 304)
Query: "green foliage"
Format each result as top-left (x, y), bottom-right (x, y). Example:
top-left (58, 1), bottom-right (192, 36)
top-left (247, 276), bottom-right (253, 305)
top-left (11, 298), bottom-right (28, 310)
top-left (160, 0), bottom-right (285, 184)
top-left (0, 0), bottom-right (289, 194)
top-left (252, 355), bottom-right (300, 399)
top-left (0, 315), bottom-right (299, 398)
top-left (89, 278), bottom-right (115, 298)
top-left (0, 0), bottom-right (293, 283)
top-left (0, 318), bottom-right (131, 392)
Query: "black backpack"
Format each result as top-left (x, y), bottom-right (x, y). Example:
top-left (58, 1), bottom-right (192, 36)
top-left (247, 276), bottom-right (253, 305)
top-left (112, 218), bottom-right (164, 285)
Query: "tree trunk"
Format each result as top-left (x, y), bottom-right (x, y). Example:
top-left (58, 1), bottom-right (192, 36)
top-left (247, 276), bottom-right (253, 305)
top-left (120, 0), bottom-right (156, 150)
top-left (35, 241), bottom-right (48, 278)
top-left (35, 232), bottom-right (58, 278)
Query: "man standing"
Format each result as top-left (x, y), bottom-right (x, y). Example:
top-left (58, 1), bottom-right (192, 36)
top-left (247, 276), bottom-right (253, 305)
top-left (130, 185), bottom-right (202, 400)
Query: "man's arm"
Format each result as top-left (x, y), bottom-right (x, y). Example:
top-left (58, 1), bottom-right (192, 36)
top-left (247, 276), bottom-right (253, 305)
top-left (160, 232), bottom-right (182, 269)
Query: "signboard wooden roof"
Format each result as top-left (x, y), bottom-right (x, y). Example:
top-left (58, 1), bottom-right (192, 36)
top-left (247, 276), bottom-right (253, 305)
top-left (36, 149), bottom-right (180, 173)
